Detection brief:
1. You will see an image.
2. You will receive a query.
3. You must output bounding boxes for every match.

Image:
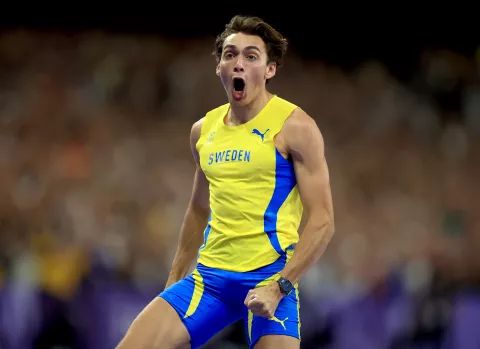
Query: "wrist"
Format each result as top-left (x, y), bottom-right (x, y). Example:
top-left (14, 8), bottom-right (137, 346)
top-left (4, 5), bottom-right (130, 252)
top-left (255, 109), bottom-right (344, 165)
top-left (270, 281), bottom-right (285, 300)
top-left (276, 276), bottom-right (294, 296)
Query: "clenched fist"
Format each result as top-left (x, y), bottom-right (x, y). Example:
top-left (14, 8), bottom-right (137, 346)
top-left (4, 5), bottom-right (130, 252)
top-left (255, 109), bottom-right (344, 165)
top-left (244, 281), bottom-right (284, 318)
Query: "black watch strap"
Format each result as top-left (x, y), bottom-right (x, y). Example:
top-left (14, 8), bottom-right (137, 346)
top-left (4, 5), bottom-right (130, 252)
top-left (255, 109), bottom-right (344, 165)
top-left (277, 276), bottom-right (294, 295)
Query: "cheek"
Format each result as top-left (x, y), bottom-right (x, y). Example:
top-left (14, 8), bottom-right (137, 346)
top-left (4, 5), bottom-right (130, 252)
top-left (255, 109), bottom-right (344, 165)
top-left (219, 67), bottom-right (229, 81)
top-left (249, 68), bottom-right (266, 85)
top-left (219, 62), bottom-right (231, 77)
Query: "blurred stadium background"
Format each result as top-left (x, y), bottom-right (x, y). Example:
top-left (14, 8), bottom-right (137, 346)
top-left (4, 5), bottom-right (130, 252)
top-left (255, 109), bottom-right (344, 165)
top-left (0, 11), bottom-right (479, 349)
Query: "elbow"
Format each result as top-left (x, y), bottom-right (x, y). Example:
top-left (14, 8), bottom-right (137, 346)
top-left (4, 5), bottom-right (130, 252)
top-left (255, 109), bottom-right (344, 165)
top-left (302, 203), bottom-right (335, 237)
top-left (311, 211), bottom-right (335, 238)
top-left (320, 217), bottom-right (335, 238)
top-left (326, 219), bottom-right (335, 238)
top-left (319, 220), bottom-right (335, 254)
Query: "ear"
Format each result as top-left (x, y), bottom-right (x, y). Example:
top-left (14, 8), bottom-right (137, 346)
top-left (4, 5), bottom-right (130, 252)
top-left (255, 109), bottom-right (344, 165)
top-left (216, 64), bottom-right (220, 77)
top-left (265, 62), bottom-right (277, 80)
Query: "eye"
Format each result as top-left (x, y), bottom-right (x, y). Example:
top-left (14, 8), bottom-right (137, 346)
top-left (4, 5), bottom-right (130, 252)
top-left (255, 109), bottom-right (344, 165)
top-left (247, 54), bottom-right (257, 61)
top-left (224, 52), bottom-right (234, 59)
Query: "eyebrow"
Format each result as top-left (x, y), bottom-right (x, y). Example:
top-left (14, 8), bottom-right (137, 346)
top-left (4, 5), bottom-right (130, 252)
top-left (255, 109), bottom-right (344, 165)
top-left (224, 44), bottom-right (261, 53)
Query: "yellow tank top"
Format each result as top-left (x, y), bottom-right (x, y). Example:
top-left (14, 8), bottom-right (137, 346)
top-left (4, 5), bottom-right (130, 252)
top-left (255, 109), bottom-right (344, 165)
top-left (196, 95), bottom-right (303, 272)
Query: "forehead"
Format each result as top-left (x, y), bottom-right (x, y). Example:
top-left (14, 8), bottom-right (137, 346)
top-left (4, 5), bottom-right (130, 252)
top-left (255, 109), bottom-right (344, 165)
top-left (223, 33), bottom-right (267, 53)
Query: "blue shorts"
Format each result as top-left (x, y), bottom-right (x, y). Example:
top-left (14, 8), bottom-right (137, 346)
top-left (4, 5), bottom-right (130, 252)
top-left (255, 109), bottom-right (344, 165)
top-left (159, 255), bottom-right (301, 348)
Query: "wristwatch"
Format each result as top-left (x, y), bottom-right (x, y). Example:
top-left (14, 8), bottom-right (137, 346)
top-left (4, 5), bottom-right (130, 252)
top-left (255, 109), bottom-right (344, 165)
top-left (277, 276), bottom-right (294, 295)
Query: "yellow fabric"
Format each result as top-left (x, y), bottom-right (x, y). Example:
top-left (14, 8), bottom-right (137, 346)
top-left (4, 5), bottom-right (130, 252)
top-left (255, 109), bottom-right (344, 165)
top-left (184, 269), bottom-right (205, 318)
top-left (196, 95), bottom-right (303, 272)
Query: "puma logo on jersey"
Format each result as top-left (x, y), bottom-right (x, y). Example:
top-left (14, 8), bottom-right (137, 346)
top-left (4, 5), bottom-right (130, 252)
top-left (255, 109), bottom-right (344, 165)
top-left (252, 128), bottom-right (269, 142)
top-left (269, 316), bottom-right (288, 330)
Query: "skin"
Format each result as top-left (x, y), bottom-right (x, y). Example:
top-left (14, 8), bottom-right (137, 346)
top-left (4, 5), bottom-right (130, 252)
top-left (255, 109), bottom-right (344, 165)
top-left (116, 31), bottom-right (334, 349)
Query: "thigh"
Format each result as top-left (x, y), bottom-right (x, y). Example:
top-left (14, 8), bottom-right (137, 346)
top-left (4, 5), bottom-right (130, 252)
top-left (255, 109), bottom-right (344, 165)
top-left (160, 268), bottom-right (241, 348)
top-left (244, 288), bottom-right (301, 349)
top-left (254, 335), bottom-right (300, 349)
top-left (115, 297), bottom-right (190, 349)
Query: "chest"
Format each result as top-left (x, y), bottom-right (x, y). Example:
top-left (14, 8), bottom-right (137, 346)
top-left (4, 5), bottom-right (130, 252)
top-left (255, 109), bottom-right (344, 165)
top-left (199, 127), bottom-right (280, 182)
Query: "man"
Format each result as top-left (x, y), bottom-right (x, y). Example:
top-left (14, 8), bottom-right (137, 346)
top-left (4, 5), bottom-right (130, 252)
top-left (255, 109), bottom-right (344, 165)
top-left (116, 15), bottom-right (334, 349)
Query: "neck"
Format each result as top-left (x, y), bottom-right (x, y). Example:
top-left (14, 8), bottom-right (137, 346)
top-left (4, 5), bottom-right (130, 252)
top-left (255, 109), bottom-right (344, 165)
top-left (227, 90), bottom-right (273, 126)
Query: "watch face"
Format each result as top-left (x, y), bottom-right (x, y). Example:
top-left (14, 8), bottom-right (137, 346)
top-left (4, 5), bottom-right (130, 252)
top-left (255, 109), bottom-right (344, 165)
top-left (279, 278), bottom-right (293, 294)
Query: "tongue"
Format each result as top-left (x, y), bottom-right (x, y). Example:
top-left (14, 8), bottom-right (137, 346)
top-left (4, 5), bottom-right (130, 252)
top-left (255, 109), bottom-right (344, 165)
top-left (233, 90), bottom-right (244, 101)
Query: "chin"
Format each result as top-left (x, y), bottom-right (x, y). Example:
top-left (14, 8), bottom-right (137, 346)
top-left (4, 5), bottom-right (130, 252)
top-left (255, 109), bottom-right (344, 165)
top-left (231, 98), bottom-right (250, 107)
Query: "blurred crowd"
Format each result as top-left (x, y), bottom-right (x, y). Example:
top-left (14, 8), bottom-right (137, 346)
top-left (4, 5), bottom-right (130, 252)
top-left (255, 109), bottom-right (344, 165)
top-left (0, 30), bottom-right (479, 349)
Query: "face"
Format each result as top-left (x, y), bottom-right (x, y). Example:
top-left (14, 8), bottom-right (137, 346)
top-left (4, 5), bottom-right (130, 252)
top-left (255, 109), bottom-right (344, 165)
top-left (216, 32), bottom-right (276, 105)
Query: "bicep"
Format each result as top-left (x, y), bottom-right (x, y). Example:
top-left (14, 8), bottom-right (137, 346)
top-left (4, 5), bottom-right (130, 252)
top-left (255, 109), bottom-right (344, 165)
top-left (294, 149), bottom-right (333, 220)
top-left (189, 118), bottom-right (210, 212)
top-left (288, 113), bottom-right (333, 221)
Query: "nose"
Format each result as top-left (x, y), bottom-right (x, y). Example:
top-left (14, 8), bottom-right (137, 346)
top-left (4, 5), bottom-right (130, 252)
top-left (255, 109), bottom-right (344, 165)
top-left (233, 57), bottom-right (244, 73)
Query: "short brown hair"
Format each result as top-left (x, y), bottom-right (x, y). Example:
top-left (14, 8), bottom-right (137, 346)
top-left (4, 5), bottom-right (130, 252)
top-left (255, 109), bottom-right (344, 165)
top-left (213, 15), bottom-right (288, 68)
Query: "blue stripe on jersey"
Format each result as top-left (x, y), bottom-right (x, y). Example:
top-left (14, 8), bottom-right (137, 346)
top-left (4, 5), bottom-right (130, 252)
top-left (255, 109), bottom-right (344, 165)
top-left (263, 149), bottom-right (297, 255)
top-left (198, 214), bottom-right (212, 256)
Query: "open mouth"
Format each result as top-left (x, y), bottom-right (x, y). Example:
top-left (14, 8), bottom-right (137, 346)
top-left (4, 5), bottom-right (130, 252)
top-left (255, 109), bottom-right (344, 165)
top-left (232, 77), bottom-right (245, 101)
top-left (233, 77), bottom-right (245, 92)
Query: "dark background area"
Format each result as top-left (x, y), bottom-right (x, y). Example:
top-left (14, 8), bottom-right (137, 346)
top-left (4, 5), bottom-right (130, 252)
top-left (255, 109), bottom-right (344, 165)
top-left (0, 10), bottom-right (476, 73)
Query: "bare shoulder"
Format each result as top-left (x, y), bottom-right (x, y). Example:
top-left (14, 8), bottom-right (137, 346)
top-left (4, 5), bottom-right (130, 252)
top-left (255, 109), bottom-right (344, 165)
top-left (283, 107), bottom-right (324, 157)
top-left (190, 117), bottom-right (206, 163)
top-left (190, 117), bottom-right (206, 143)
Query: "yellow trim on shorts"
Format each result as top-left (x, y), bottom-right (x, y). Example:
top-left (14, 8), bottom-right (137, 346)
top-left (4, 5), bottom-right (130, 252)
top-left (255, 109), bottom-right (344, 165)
top-left (184, 269), bottom-right (204, 318)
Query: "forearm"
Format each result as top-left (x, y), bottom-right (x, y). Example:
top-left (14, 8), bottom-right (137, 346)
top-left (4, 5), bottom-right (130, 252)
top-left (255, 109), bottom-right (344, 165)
top-left (280, 217), bottom-right (334, 285)
top-left (165, 205), bottom-right (209, 288)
